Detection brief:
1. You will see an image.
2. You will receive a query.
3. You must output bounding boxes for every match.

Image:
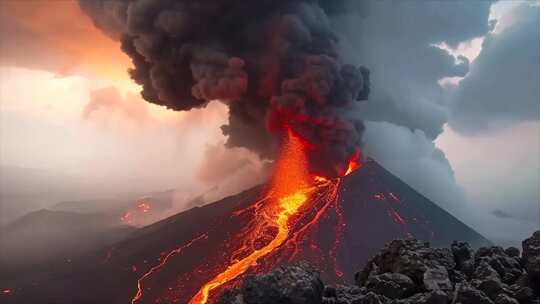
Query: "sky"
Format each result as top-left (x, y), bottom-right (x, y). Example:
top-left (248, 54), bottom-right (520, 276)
top-left (0, 0), bottom-right (538, 245)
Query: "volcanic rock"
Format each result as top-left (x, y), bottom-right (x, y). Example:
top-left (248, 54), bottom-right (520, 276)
top-left (423, 266), bottom-right (453, 291)
top-left (365, 272), bottom-right (415, 299)
top-left (241, 262), bottom-right (324, 304)
top-left (523, 231), bottom-right (540, 282)
top-left (472, 261), bottom-right (504, 299)
top-left (397, 290), bottom-right (449, 304)
top-left (356, 239), bottom-right (456, 288)
top-left (452, 241), bottom-right (475, 277)
top-left (494, 293), bottom-right (519, 304)
top-left (220, 231), bottom-right (540, 304)
top-left (474, 246), bottom-right (523, 286)
top-left (504, 247), bottom-right (520, 258)
top-left (455, 283), bottom-right (494, 304)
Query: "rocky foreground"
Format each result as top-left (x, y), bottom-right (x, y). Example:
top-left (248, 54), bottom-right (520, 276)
top-left (219, 231), bottom-right (540, 304)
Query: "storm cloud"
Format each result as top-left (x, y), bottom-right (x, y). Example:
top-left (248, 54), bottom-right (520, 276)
top-left (449, 4), bottom-right (540, 133)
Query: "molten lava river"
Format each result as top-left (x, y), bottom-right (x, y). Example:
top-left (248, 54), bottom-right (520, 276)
top-left (130, 128), bottom-right (359, 304)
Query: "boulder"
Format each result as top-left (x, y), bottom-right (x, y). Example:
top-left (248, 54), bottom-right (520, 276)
top-left (365, 272), bottom-right (415, 299)
top-left (241, 262), bottom-right (324, 304)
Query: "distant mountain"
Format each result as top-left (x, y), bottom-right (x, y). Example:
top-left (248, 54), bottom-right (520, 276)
top-left (1, 159), bottom-right (490, 304)
top-left (0, 209), bottom-right (134, 275)
top-left (0, 165), bottom-right (86, 225)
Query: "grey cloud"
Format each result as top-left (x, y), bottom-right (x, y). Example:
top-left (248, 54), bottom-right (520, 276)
top-left (362, 121), bottom-right (468, 218)
top-left (449, 4), bottom-right (540, 134)
top-left (336, 0), bottom-right (493, 139)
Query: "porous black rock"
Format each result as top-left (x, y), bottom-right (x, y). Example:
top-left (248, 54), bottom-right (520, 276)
top-left (365, 272), bottom-right (415, 299)
top-left (241, 262), bottom-right (324, 304)
top-left (219, 231), bottom-right (540, 304)
top-left (523, 230), bottom-right (540, 293)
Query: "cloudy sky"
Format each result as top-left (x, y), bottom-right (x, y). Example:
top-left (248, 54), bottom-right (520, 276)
top-left (0, 0), bottom-right (538, 245)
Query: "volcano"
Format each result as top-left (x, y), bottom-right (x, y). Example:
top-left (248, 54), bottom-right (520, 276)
top-left (1, 158), bottom-right (489, 304)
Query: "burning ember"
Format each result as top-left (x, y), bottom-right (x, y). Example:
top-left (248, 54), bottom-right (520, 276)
top-left (121, 200), bottom-right (153, 225)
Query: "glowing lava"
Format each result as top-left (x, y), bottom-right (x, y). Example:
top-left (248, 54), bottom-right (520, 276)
top-left (129, 127), bottom-right (364, 303)
top-left (121, 200), bottom-right (152, 225)
top-left (131, 234), bottom-right (208, 304)
top-left (189, 128), bottom-right (312, 304)
top-left (344, 153), bottom-right (361, 176)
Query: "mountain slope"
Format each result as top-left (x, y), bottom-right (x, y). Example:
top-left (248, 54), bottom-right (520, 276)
top-left (1, 159), bottom-right (489, 304)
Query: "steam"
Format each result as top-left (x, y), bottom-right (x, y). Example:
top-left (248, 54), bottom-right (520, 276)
top-left (80, 0), bottom-right (370, 177)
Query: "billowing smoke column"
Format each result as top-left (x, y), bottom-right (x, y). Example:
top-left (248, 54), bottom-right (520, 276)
top-left (80, 0), bottom-right (370, 177)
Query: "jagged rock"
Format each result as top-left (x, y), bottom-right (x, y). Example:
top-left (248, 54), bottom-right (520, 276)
top-left (396, 290), bottom-right (449, 304)
top-left (221, 235), bottom-right (540, 304)
top-left (523, 231), bottom-right (540, 281)
top-left (324, 286), bottom-right (337, 298)
top-left (455, 283), bottom-right (494, 304)
top-left (494, 294), bottom-right (519, 304)
top-left (452, 241), bottom-right (474, 264)
top-left (423, 266), bottom-right (453, 291)
top-left (426, 248), bottom-right (456, 271)
top-left (322, 285), bottom-right (366, 304)
top-left (218, 289), bottom-right (244, 304)
top-left (472, 261), bottom-right (504, 300)
top-left (511, 284), bottom-right (534, 303)
top-left (357, 292), bottom-right (390, 304)
top-left (241, 263), bottom-right (324, 304)
top-left (365, 273), bottom-right (415, 299)
top-left (452, 241), bottom-right (475, 277)
top-left (356, 239), bottom-right (456, 287)
top-left (504, 247), bottom-right (520, 258)
top-left (475, 246), bottom-right (523, 285)
top-left (449, 269), bottom-right (467, 283)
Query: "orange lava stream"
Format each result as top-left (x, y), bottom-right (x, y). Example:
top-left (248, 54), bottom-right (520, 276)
top-left (189, 128), bottom-right (313, 304)
top-left (287, 179), bottom-right (340, 261)
top-left (189, 191), bottom-right (309, 304)
top-left (131, 234), bottom-right (208, 304)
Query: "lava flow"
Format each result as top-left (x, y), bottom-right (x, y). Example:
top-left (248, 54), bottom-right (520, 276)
top-left (189, 128), bottom-right (314, 304)
top-left (129, 127), bottom-right (361, 304)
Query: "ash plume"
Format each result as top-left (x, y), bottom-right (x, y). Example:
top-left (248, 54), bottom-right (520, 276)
top-left (80, 0), bottom-right (370, 177)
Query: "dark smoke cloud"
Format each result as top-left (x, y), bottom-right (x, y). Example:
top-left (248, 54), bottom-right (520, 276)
top-left (80, 0), bottom-right (370, 177)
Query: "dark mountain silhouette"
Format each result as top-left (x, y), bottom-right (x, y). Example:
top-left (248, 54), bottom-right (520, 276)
top-left (0, 159), bottom-right (489, 304)
top-left (0, 209), bottom-right (134, 267)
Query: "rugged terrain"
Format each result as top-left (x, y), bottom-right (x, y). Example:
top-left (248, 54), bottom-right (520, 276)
top-left (219, 231), bottom-right (540, 304)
